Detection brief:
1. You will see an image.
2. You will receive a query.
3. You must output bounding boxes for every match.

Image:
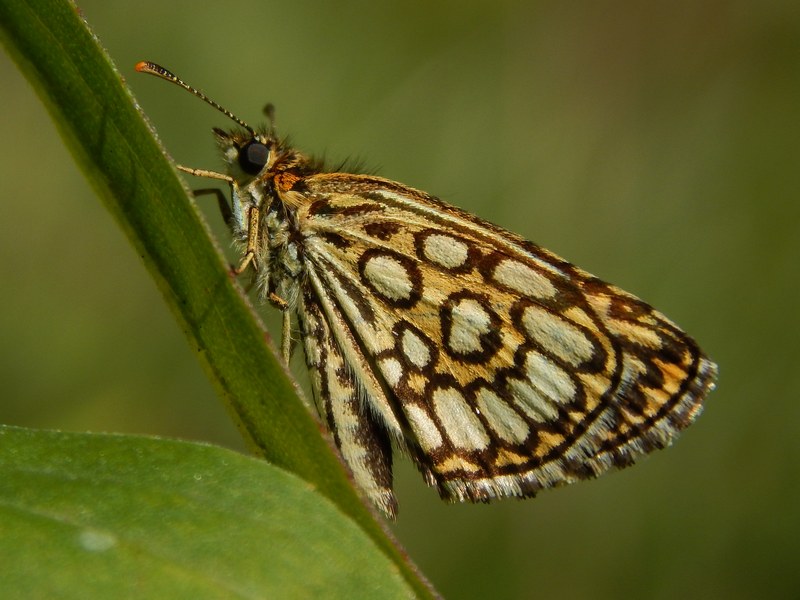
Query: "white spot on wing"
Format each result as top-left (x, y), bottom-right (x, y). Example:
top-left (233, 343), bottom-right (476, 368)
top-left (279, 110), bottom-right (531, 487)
top-left (493, 259), bottom-right (557, 299)
top-left (508, 378), bottom-right (559, 422)
top-left (423, 233), bottom-right (469, 268)
top-left (433, 387), bottom-right (490, 451)
top-left (406, 405), bottom-right (443, 451)
top-left (447, 298), bottom-right (491, 354)
top-left (401, 329), bottom-right (431, 368)
top-left (475, 388), bottom-right (530, 444)
top-left (522, 305), bottom-right (595, 366)
top-left (379, 357), bottom-right (403, 387)
top-left (524, 351), bottom-right (576, 402)
top-left (362, 254), bottom-right (413, 301)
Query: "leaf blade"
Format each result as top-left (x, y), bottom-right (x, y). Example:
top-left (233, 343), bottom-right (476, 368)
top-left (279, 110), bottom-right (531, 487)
top-left (0, 425), bottom-right (413, 599)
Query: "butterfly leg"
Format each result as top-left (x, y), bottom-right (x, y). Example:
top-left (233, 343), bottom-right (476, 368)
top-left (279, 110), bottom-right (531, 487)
top-left (180, 166), bottom-right (255, 274)
top-left (266, 292), bottom-right (292, 364)
top-left (282, 309), bottom-right (292, 364)
top-left (191, 187), bottom-right (234, 228)
top-left (192, 187), bottom-right (261, 283)
top-left (191, 186), bottom-right (256, 277)
top-left (230, 205), bottom-right (260, 276)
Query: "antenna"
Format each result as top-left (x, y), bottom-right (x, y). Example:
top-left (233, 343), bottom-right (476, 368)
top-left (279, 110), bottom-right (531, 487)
top-left (135, 61), bottom-right (255, 135)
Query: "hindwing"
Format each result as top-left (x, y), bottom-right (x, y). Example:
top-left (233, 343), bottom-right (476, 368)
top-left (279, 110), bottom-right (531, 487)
top-left (289, 173), bottom-right (717, 511)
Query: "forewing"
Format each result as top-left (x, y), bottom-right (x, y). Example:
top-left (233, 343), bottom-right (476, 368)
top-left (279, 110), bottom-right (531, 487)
top-left (292, 173), bottom-right (717, 504)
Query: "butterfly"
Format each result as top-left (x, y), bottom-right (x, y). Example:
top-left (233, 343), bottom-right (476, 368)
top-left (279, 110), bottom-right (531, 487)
top-left (137, 61), bottom-right (717, 519)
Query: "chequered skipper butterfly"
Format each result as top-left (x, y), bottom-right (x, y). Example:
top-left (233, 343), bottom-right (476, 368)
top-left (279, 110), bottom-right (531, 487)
top-left (137, 61), bottom-right (717, 519)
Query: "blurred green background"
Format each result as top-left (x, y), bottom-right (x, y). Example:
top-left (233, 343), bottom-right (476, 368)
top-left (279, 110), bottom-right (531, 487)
top-left (2, 1), bottom-right (798, 598)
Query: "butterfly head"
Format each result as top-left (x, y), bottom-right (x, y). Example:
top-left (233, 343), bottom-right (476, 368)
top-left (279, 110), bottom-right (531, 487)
top-left (136, 61), bottom-right (272, 178)
top-left (212, 127), bottom-right (276, 182)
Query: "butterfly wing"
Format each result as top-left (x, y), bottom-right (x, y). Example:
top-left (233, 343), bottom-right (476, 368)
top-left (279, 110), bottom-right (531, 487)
top-left (291, 172), bottom-right (717, 512)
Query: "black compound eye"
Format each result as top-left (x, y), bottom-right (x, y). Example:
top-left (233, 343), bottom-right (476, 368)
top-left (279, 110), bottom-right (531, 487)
top-left (238, 140), bottom-right (270, 175)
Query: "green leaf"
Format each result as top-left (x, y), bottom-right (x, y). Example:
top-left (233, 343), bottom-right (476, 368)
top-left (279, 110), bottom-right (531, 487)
top-left (0, 0), bottom-right (436, 597)
top-left (0, 425), bottom-right (413, 599)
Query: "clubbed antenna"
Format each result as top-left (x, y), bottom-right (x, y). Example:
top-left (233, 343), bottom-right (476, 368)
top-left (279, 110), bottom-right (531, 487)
top-left (135, 61), bottom-right (255, 135)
